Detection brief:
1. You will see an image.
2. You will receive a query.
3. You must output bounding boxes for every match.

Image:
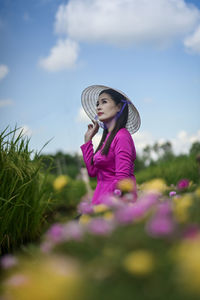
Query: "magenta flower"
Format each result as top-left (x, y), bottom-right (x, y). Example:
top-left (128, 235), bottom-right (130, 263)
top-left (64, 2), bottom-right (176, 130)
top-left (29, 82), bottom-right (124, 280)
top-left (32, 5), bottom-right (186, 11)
top-left (113, 189), bottom-right (122, 197)
top-left (183, 224), bottom-right (199, 239)
top-left (157, 201), bottom-right (172, 217)
top-left (63, 221), bottom-right (84, 241)
top-left (177, 179), bottom-right (189, 190)
top-left (0, 254), bottom-right (18, 269)
top-left (77, 201), bottom-right (94, 214)
top-left (88, 218), bottom-right (114, 236)
top-left (46, 223), bottom-right (65, 243)
top-left (169, 191), bottom-right (177, 197)
top-left (146, 216), bottom-right (175, 237)
top-left (115, 205), bottom-right (136, 224)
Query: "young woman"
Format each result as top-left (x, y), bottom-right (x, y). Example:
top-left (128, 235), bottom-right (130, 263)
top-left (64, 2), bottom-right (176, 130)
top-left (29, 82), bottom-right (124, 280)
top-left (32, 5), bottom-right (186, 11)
top-left (80, 85), bottom-right (141, 205)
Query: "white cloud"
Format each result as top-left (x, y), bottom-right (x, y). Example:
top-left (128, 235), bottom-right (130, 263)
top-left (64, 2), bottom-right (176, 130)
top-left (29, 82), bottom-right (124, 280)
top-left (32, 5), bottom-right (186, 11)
top-left (39, 38), bottom-right (79, 71)
top-left (0, 99), bottom-right (13, 108)
top-left (133, 129), bottom-right (200, 156)
top-left (184, 25), bottom-right (200, 54)
top-left (54, 0), bottom-right (200, 47)
top-left (76, 107), bottom-right (91, 123)
top-left (0, 64), bottom-right (9, 80)
top-left (171, 129), bottom-right (200, 154)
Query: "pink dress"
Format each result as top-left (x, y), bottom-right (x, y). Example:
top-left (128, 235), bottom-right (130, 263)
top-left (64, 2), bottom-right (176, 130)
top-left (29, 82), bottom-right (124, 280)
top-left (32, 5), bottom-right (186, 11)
top-left (80, 128), bottom-right (136, 205)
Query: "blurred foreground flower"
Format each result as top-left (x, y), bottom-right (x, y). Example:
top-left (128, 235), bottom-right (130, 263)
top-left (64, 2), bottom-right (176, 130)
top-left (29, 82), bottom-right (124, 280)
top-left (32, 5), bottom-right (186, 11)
top-left (117, 178), bottom-right (135, 192)
top-left (88, 217), bottom-right (115, 236)
top-left (53, 175), bottom-right (69, 191)
top-left (0, 254), bottom-right (18, 269)
top-left (123, 250), bottom-right (154, 276)
top-left (2, 255), bottom-right (85, 300)
top-left (173, 194), bottom-right (193, 223)
top-left (141, 178), bottom-right (167, 194)
top-left (173, 236), bottom-right (200, 295)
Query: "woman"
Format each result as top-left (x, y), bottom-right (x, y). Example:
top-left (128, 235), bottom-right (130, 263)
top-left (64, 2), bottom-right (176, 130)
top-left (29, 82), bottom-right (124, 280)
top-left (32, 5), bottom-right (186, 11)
top-left (80, 85), bottom-right (141, 205)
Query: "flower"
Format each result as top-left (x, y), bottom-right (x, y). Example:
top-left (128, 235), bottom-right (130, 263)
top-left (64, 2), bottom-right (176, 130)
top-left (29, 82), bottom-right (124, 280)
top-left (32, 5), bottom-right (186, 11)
top-left (123, 250), bottom-right (154, 276)
top-left (53, 175), bottom-right (69, 191)
top-left (173, 237), bottom-right (200, 294)
top-left (141, 178), bottom-right (167, 193)
top-left (2, 255), bottom-right (83, 300)
top-left (78, 214), bottom-right (91, 225)
top-left (46, 223), bottom-right (65, 243)
top-left (169, 191), bottom-right (177, 197)
top-left (117, 178), bottom-right (135, 192)
top-left (77, 201), bottom-right (94, 214)
top-left (103, 211), bottom-right (114, 221)
top-left (146, 216), bottom-right (175, 237)
top-left (0, 254), bottom-right (18, 269)
top-left (173, 194), bottom-right (193, 223)
top-left (63, 221), bottom-right (84, 241)
top-left (113, 189), bottom-right (122, 197)
top-left (88, 217), bottom-right (114, 236)
top-left (177, 178), bottom-right (189, 190)
top-left (93, 204), bottom-right (109, 213)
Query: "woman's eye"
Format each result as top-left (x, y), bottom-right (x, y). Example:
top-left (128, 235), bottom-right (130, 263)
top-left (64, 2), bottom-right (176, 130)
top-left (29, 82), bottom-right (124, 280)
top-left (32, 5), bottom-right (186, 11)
top-left (103, 100), bottom-right (107, 104)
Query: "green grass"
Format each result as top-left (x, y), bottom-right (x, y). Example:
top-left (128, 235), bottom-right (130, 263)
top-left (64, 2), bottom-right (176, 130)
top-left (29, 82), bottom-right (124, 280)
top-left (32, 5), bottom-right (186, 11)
top-left (0, 126), bottom-right (52, 254)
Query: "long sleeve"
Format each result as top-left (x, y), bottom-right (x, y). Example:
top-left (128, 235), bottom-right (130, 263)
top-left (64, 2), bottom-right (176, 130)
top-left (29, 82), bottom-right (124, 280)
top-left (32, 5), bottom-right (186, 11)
top-left (80, 140), bottom-right (98, 177)
top-left (112, 130), bottom-right (136, 189)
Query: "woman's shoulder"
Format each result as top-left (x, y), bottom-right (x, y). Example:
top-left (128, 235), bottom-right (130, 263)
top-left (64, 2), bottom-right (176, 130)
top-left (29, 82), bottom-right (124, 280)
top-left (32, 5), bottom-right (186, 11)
top-left (115, 128), bottom-right (132, 139)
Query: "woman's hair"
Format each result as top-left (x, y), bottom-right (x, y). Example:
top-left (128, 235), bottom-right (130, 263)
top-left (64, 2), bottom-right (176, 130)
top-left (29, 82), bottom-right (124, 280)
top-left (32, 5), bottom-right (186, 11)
top-left (91, 88), bottom-right (128, 164)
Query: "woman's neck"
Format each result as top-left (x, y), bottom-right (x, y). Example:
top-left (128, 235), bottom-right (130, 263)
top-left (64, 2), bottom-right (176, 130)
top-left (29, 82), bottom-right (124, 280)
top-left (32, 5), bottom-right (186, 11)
top-left (104, 117), bottom-right (116, 132)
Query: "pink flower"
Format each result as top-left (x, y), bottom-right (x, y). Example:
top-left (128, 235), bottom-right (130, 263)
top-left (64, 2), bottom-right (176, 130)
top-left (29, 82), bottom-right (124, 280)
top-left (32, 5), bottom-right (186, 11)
top-left (183, 224), bottom-right (200, 240)
top-left (113, 189), bottom-right (122, 197)
top-left (88, 218), bottom-right (114, 236)
top-left (177, 179), bottom-right (189, 190)
top-left (77, 201), bottom-right (94, 214)
top-left (157, 201), bottom-right (172, 217)
top-left (115, 205), bottom-right (136, 224)
top-left (169, 191), bottom-right (177, 197)
top-left (0, 254), bottom-right (18, 269)
top-left (46, 223), bottom-right (65, 243)
top-left (63, 221), bottom-right (84, 241)
top-left (146, 216), bottom-right (175, 237)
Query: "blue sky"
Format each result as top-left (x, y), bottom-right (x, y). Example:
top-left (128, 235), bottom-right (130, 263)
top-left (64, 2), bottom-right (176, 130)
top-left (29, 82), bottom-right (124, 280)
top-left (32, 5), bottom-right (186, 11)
top-left (0, 0), bottom-right (200, 156)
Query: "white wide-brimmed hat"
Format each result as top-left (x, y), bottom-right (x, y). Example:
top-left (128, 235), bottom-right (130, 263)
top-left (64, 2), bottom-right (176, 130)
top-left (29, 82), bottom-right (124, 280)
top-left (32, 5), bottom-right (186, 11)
top-left (81, 84), bottom-right (141, 134)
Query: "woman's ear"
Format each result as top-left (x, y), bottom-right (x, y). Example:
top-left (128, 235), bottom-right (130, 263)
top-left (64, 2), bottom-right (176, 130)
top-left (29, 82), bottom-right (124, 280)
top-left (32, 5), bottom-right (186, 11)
top-left (117, 103), bottom-right (122, 112)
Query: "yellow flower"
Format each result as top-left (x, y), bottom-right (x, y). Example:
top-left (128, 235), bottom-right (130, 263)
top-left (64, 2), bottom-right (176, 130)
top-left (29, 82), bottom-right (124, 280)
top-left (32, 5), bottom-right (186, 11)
top-left (117, 178), bottom-right (135, 192)
top-left (173, 194), bottom-right (193, 223)
top-left (173, 237), bottom-right (200, 294)
top-left (93, 204), bottom-right (109, 213)
top-left (123, 250), bottom-right (154, 276)
top-left (195, 187), bottom-right (200, 198)
top-left (103, 211), bottom-right (114, 220)
top-left (141, 178), bottom-right (167, 193)
top-left (79, 214), bottom-right (91, 225)
top-left (53, 175), bottom-right (69, 191)
top-left (3, 255), bottom-right (84, 300)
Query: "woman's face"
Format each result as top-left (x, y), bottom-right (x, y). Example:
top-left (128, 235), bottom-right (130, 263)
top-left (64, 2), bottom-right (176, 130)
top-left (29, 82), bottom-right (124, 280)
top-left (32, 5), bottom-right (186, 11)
top-left (96, 93), bottom-right (121, 122)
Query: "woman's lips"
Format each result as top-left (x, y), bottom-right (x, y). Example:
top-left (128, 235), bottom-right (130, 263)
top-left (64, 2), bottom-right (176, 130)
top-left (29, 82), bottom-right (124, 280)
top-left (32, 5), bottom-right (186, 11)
top-left (98, 112), bottom-right (103, 116)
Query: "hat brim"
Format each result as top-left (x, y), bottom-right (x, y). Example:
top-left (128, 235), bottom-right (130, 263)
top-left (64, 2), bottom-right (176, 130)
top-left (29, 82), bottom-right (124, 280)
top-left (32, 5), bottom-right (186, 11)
top-left (81, 85), bottom-right (141, 134)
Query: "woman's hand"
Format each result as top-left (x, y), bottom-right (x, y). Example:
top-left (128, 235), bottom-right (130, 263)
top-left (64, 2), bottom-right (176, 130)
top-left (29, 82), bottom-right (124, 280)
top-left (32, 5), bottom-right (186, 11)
top-left (84, 120), bottom-right (99, 143)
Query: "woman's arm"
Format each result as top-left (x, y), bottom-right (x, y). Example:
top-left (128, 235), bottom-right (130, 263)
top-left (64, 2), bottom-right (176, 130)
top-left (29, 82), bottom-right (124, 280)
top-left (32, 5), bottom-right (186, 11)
top-left (80, 140), bottom-right (98, 177)
top-left (112, 130), bottom-right (136, 188)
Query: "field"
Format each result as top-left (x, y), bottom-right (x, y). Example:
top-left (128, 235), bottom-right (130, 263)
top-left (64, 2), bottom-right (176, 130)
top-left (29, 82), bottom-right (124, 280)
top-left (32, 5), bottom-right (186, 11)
top-left (1, 127), bottom-right (200, 300)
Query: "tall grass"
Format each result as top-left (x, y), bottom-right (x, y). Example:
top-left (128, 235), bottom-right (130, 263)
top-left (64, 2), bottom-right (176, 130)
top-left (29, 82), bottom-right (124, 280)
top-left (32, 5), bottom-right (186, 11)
top-left (0, 127), bottom-right (51, 254)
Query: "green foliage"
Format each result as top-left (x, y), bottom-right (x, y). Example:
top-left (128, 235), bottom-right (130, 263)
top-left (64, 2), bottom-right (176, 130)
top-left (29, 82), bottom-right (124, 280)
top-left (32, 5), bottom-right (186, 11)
top-left (135, 154), bottom-right (199, 185)
top-left (0, 127), bottom-right (52, 254)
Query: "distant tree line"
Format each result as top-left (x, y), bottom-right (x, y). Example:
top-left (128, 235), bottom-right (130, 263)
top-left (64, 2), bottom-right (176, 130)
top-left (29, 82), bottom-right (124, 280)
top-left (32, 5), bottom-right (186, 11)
top-left (39, 141), bottom-right (200, 178)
